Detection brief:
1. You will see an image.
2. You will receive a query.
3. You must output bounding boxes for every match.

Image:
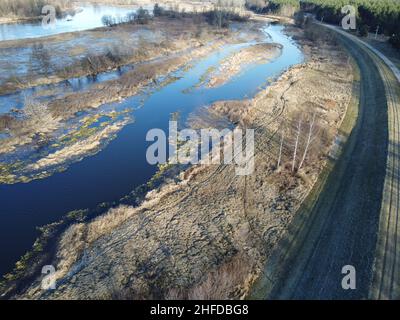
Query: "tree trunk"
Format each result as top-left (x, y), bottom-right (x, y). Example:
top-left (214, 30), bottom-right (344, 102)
top-left (292, 117), bottom-right (302, 172)
top-left (298, 113), bottom-right (316, 171)
top-left (277, 129), bottom-right (284, 169)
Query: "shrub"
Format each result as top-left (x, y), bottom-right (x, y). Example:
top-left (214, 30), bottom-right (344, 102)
top-left (389, 33), bottom-right (400, 49)
top-left (358, 24), bottom-right (369, 37)
top-left (30, 43), bottom-right (51, 76)
top-left (153, 3), bottom-right (164, 17)
top-left (294, 11), bottom-right (305, 27)
top-left (102, 15), bottom-right (115, 27)
top-left (0, 0), bottom-right (69, 18)
top-left (0, 115), bottom-right (16, 131)
top-left (135, 7), bottom-right (151, 25)
top-left (204, 9), bottom-right (249, 28)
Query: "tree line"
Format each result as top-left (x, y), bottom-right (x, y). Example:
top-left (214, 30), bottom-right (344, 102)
top-left (0, 0), bottom-right (69, 18)
top-left (245, 0), bottom-right (400, 48)
top-left (102, 3), bottom-right (250, 29)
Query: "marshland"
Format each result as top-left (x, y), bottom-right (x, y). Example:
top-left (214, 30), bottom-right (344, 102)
top-left (1, 0), bottom-right (395, 300)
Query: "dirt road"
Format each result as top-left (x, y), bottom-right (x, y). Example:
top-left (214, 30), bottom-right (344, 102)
top-left (250, 25), bottom-right (400, 299)
top-left (346, 33), bottom-right (400, 301)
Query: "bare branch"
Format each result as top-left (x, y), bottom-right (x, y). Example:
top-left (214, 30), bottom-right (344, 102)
top-left (298, 113), bottom-right (317, 171)
top-left (292, 116), bottom-right (302, 172)
top-left (277, 127), bottom-right (285, 169)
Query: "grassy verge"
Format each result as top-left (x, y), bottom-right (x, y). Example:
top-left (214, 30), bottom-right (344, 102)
top-left (248, 54), bottom-right (361, 299)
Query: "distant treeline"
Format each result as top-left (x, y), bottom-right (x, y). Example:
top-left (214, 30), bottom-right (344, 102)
top-left (246, 0), bottom-right (300, 14)
top-left (301, 1), bottom-right (399, 35)
top-left (0, 0), bottom-right (70, 18)
top-left (102, 3), bottom-right (250, 29)
top-left (246, 0), bottom-right (400, 48)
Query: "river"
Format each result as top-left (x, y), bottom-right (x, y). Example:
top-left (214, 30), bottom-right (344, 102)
top-left (0, 23), bottom-right (303, 277)
top-left (0, 4), bottom-right (145, 42)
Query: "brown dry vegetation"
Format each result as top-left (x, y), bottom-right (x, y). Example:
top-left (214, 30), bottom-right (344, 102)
top-left (0, 100), bottom-right (61, 156)
top-left (83, 0), bottom-right (215, 12)
top-left (166, 252), bottom-right (256, 300)
top-left (206, 43), bottom-right (282, 88)
top-left (0, 15), bottom-right (226, 93)
top-left (26, 119), bottom-right (130, 171)
top-left (0, 16), bottom-right (253, 158)
top-left (10, 23), bottom-right (355, 300)
top-left (48, 34), bottom-right (235, 119)
top-left (0, 0), bottom-right (73, 24)
top-left (0, 115), bottom-right (18, 132)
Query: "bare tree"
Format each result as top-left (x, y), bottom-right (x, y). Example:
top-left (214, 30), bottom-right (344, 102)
top-left (298, 113), bottom-right (318, 171)
top-left (30, 43), bottom-right (51, 76)
top-left (24, 97), bottom-right (51, 125)
top-left (292, 116), bottom-right (302, 172)
top-left (277, 126), bottom-right (285, 169)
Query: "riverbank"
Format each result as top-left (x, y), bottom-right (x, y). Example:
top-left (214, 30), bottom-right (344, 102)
top-left (0, 20), bottom-right (284, 293)
top-left (0, 18), bottom-right (268, 186)
top-left (0, 16), bottom-right (40, 25)
top-left (203, 43), bottom-right (282, 88)
top-left (0, 15), bottom-right (229, 94)
top-left (0, 0), bottom-right (75, 25)
top-left (81, 0), bottom-right (214, 12)
top-left (3, 23), bottom-right (355, 300)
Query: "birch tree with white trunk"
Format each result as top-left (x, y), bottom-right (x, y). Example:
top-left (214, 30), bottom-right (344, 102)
top-left (277, 127), bottom-right (285, 169)
top-left (292, 116), bottom-right (302, 172)
top-left (298, 113), bottom-right (318, 171)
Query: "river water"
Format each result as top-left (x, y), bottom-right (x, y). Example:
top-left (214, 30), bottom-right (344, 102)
top-left (0, 24), bottom-right (303, 277)
top-left (0, 4), bottom-right (144, 42)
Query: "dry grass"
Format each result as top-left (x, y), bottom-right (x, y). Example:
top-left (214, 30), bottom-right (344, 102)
top-left (0, 114), bottom-right (18, 131)
top-left (0, 14), bottom-right (224, 94)
top-left (13, 24), bottom-right (354, 302)
top-left (0, 99), bottom-right (60, 155)
top-left (52, 180), bottom-right (187, 282)
top-left (206, 43), bottom-right (282, 88)
top-left (56, 46), bottom-right (129, 79)
top-left (0, 15), bottom-right (237, 153)
top-left (26, 119), bottom-right (129, 171)
top-left (166, 252), bottom-right (257, 300)
top-left (49, 55), bottom-right (184, 118)
top-left (48, 29), bottom-right (235, 119)
top-left (0, 0), bottom-right (71, 20)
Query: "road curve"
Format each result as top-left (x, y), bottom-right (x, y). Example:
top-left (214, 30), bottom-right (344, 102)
top-left (320, 25), bottom-right (400, 300)
top-left (250, 24), bottom-right (400, 299)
